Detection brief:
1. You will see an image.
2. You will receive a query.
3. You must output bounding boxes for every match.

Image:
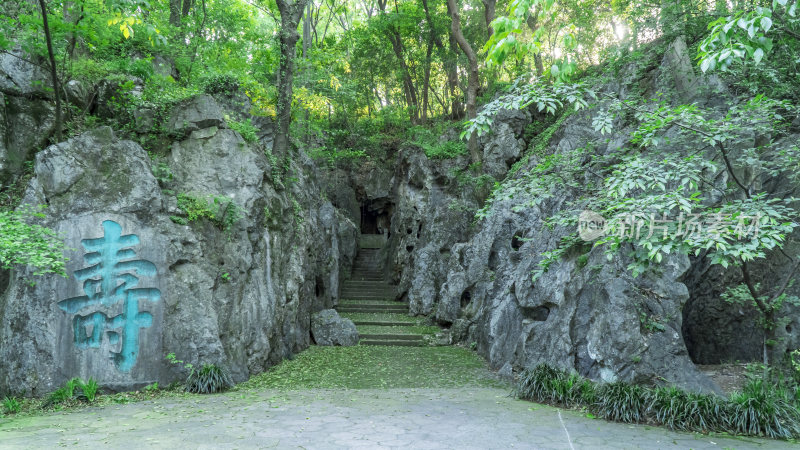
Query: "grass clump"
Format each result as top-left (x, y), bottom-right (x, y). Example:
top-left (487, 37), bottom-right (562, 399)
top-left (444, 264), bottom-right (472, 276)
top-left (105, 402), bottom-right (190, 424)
top-left (186, 364), bottom-right (234, 394)
top-left (42, 377), bottom-right (100, 408)
top-left (513, 364), bottom-right (595, 407)
top-left (2, 396), bottom-right (21, 415)
top-left (727, 378), bottom-right (800, 439)
top-left (515, 363), bottom-right (800, 439)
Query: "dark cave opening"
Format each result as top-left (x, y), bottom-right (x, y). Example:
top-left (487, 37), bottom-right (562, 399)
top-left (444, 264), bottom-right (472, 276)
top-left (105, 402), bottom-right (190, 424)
top-left (359, 200), bottom-right (393, 236)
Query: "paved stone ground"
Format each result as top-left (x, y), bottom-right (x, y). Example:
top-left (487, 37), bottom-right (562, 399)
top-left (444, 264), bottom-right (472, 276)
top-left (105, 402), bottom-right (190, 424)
top-left (0, 387), bottom-right (791, 449)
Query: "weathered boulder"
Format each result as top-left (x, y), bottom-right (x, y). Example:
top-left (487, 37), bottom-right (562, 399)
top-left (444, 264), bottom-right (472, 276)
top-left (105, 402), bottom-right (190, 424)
top-left (93, 76), bottom-right (144, 118)
top-left (0, 47), bottom-right (50, 97)
top-left (166, 94), bottom-right (226, 136)
top-left (0, 94), bottom-right (55, 181)
top-left (65, 80), bottom-right (91, 110)
top-left (0, 120), bottom-right (357, 396)
top-left (311, 309), bottom-right (359, 346)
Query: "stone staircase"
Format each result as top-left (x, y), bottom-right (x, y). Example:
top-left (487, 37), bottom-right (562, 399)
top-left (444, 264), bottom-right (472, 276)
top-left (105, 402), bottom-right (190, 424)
top-left (337, 241), bottom-right (426, 347)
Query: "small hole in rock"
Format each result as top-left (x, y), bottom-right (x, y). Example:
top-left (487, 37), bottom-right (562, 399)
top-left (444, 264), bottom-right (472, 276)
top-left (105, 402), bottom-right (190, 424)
top-left (511, 232), bottom-right (524, 251)
top-left (522, 305), bottom-right (550, 321)
top-left (460, 290), bottom-right (472, 308)
top-left (406, 245), bottom-right (414, 252)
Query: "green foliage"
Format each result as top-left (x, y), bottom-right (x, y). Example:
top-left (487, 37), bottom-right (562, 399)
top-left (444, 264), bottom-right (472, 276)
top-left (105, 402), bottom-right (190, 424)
top-left (646, 386), bottom-right (727, 432)
top-left (0, 205), bottom-right (68, 276)
top-left (407, 125), bottom-right (467, 159)
top-left (82, 378), bottom-right (99, 402)
top-left (463, 81), bottom-right (592, 141)
top-left (201, 73), bottom-right (240, 95)
top-left (151, 161), bottom-right (173, 185)
top-left (175, 193), bottom-right (242, 235)
top-left (227, 117), bottom-right (258, 143)
top-left (515, 364), bottom-right (800, 438)
top-left (185, 364), bottom-right (234, 394)
top-left (594, 381), bottom-right (647, 423)
top-left (727, 377), bottom-right (800, 438)
top-left (43, 377), bottom-right (101, 408)
top-left (513, 364), bottom-right (595, 407)
top-left (698, 1), bottom-right (799, 73)
top-left (2, 396), bottom-right (21, 415)
top-left (144, 382), bottom-right (160, 392)
top-left (239, 345), bottom-right (505, 390)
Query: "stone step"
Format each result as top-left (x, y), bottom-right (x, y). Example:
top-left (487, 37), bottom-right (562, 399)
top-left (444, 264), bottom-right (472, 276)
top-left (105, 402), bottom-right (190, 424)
top-left (359, 334), bottom-right (424, 341)
top-left (343, 280), bottom-right (394, 286)
top-left (340, 290), bottom-right (396, 296)
top-left (337, 306), bottom-right (409, 313)
top-left (340, 299), bottom-right (401, 305)
top-left (351, 321), bottom-right (415, 326)
top-left (341, 285), bottom-right (395, 291)
top-left (350, 270), bottom-right (384, 276)
top-left (359, 339), bottom-right (423, 347)
top-left (339, 292), bottom-right (394, 301)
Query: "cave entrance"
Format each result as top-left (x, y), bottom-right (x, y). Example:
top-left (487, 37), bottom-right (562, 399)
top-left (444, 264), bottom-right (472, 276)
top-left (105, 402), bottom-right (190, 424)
top-left (359, 200), bottom-right (393, 237)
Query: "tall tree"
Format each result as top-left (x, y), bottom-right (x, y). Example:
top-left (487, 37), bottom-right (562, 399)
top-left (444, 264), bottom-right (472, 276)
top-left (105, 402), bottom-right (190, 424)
top-left (447, 0), bottom-right (479, 162)
top-left (421, 0), bottom-right (461, 119)
top-left (481, 0), bottom-right (496, 38)
top-left (170, 0), bottom-right (194, 26)
top-left (378, 0), bottom-right (420, 124)
top-left (37, 0), bottom-right (62, 142)
top-left (274, 0), bottom-right (311, 155)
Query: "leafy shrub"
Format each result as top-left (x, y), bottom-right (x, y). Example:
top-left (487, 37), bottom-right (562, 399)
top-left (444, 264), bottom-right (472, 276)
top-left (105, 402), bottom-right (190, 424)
top-left (0, 205), bottom-right (68, 276)
top-left (175, 193), bottom-right (242, 235)
top-left (407, 125), bottom-right (467, 159)
top-left (185, 364), bottom-right (234, 394)
top-left (514, 364), bottom-right (595, 407)
top-left (2, 396), bottom-right (21, 414)
top-left (202, 73), bottom-right (240, 95)
top-left (228, 117), bottom-right (258, 143)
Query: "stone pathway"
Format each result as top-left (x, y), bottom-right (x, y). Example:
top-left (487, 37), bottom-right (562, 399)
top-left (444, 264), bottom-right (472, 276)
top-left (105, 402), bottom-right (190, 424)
top-left (0, 387), bottom-right (790, 449)
top-left (338, 244), bottom-right (427, 347)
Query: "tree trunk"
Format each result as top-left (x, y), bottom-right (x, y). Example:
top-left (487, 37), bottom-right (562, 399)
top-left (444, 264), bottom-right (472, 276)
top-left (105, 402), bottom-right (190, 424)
top-left (169, 0), bottom-right (181, 26)
top-left (182, 0), bottom-right (194, 17)
top-left (421, 36), bottom-right (433, 121)
top-left (379, 0), bottom-right (419, 124)
top-left (38, 0), bottom-right (61, 142)
top-left (481, 0), bottom-right (496, 38)
top-left (526, 14), bottom-right (544, 76)
top-left (274, 0), bottom-right (309, 156)
top-left (63, 1), bottom-right (83, 57)
top-left (447, 0), bottom-right (479, 163)
top-left (422, 0), bottom-right (461, 119)
top-left (302, 2), bottom-right (310, 58)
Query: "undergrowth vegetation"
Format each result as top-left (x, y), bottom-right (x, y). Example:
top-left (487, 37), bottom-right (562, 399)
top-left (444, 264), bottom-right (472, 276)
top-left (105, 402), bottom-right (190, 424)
top-left (239, 345), bottom-right (505, 390)
top-left (515, 364), bottom-right (800, 439)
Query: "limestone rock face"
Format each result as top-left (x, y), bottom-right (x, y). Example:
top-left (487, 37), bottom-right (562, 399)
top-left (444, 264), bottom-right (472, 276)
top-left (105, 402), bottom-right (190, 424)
top-left (0, 119), bottom-right (357, 396)
top-left (0, 47), bottom-right (50, 97)
top-left (167, 94), bottom-right (226, 136)
top-left (355, 38), bottom-right (760, 393)
top-left (311, 309), bottom-right (359, 346)
top-left (0, 93), bottom-right (55, 181)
